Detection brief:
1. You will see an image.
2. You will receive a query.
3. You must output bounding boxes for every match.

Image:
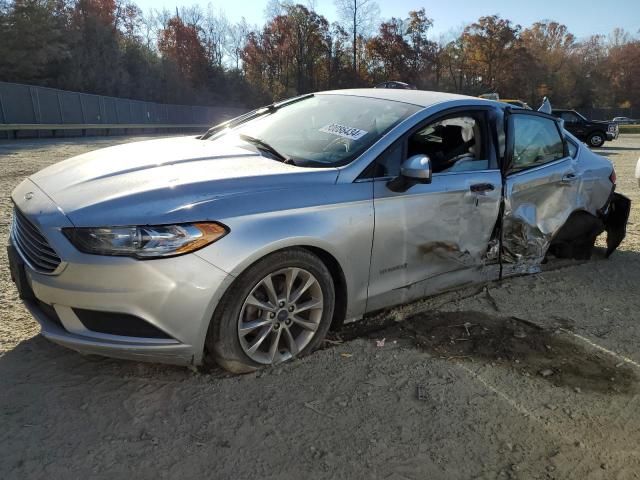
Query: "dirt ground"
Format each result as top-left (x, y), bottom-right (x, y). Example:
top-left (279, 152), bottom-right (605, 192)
top-left (1, 134), bottom-right (639, 480)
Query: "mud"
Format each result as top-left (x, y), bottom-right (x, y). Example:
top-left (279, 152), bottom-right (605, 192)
top-left (403, 311), bottom-right (637, 394)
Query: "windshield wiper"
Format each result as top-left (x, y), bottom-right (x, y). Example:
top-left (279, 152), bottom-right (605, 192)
top-left (200, 94), bottom-right (314, 140)
top-left (200, 109), bottom-right (269, 139)
top-left (239, 134), bottom-right (294, 164)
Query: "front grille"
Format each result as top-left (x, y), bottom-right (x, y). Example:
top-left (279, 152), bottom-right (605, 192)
top-left (11, 208), bottom-right (62, 273)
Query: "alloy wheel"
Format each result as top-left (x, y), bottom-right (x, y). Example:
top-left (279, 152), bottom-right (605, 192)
top-left (237, 267), bottom-right (324, 365)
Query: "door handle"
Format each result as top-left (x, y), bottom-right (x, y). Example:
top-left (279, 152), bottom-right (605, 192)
top-left (561, 173), bottom-right (578, 184)
top-left (470, 183), bottom-right (495, 193)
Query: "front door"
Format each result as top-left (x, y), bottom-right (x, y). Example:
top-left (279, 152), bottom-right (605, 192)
top-left (366, 110), bottom-right (502, 312)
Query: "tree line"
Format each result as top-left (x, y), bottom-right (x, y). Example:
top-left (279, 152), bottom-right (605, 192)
top-left (1, 0), bottom-right (638, 111)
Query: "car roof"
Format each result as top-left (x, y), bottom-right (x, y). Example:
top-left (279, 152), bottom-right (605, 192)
top-left (318, 88), bottom-right (493, 108)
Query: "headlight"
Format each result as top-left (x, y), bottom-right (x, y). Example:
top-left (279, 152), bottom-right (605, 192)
top-left (62, 222), bottom-right (228, 259)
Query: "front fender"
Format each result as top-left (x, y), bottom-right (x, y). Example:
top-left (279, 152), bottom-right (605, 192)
top-left (194, 182), bottom-right (374, 321)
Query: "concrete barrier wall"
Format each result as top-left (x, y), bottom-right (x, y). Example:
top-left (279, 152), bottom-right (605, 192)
top-left (0, 81), bottom-right (246, 137)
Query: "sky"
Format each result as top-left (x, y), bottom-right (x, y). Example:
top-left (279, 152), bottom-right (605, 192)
top-left (134, 0), bottom-right (640, 40)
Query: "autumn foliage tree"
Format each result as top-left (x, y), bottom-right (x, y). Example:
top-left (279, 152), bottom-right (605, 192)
top-left (366, 18), bottom-right (412, 81)
top-left (365, 8), bottom-right (438, 87)
top-left (158, 15), bottom-right (209, 87)
top-left (461, 15), bottom-right (522, 94)
top-left (242, 4), bottom-right (331, 101)
top-left (0, 0), bottom-right (639, 114)
top-left (607, 40), bottom-right (640, 109)
top-left (0, 0), bottom-right (69, 85)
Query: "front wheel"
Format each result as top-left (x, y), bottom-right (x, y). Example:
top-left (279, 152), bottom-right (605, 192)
top-left (587, 132), bottom-right (605, 148)
top-left (206, 248), bottom-right (335, 374)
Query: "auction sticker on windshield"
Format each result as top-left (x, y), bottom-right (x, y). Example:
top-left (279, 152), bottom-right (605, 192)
top-left (320, 123), bottom-right (368, 140)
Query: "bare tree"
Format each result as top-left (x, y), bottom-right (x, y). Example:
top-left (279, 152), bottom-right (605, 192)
top-left (608, 27), bottom-right (631, 47)
top-left (202, 5), bottom-right (229, 68)
top-left (155, 8), bottom-right (172, 28)
top-left (180, 5), bottom-right (204, 28)
top-left (334, 0), bottom-right (379, 72)
top-left (226, 17), bottom-right (252, 70)
top-left (264, 0), bottom-right (288, 19)
top-left (140, 9), bottom-right (161, 50)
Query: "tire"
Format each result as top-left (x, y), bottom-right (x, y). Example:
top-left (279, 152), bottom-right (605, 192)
top-left (548, 211), bottom-right (603, 260)
top-left (206, 248), bottom-right (335, 374)
top-left (587, 131), bottom-right (605, 148)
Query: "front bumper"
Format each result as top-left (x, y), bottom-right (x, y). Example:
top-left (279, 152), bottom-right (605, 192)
top-left (9, 180), bottom-right (233, 366)
top-left (607, 131), bottom-right (619, 141)
top-left (9, 236), bottom-right (233, 365)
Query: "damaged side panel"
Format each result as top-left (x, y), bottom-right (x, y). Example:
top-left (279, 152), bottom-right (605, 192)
top-left (367, 170), bottom-right (502, 313)
top-left (502, 138), bottom-right (626, 271)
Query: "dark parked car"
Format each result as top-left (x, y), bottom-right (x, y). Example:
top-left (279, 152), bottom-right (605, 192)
top-left (373, 81), bottom-right (417, 90)
top-left (612, 116), bottom-right (638, 125)
top-left (551, 109), bottom-right (618, 148)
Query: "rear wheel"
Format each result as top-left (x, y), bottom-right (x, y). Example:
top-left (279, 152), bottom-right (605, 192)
top-left (587, 132), bottom-right (605, 148)
top-left (548, 211), bottom-right (603, 260)
top-left (206, 248), bottom-right (335, 374)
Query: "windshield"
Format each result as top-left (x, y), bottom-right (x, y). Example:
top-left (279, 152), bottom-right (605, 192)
top-left (207, 94), bottom-right (421, 167)
top-left (573, 111), bottom-right (587, 121)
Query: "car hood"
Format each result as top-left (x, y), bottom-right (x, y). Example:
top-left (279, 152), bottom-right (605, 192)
top-left (27, 136), bottom-right (339, 226)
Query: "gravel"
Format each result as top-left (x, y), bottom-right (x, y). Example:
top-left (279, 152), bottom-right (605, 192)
top-left (1, 134), bottom-right (640, 479)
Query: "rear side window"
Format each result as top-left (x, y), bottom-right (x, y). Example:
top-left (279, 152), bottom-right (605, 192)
top-left (512, 115), bottom-right (565, 170)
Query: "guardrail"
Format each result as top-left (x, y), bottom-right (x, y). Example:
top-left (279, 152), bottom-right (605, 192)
top-left (619, 125), bottom-right (640, 134)
top-left (0, 123), bottom-right (210, 138)
top-left (0, 82), bottom-right (247, 140)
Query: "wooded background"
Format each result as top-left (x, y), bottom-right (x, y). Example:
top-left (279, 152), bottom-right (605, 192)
top-left (1, 0), bottom-right (638, 113)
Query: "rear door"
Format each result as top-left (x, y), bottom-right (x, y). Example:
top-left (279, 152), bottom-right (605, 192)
top-left (502, 109), bottom-right (579, 268)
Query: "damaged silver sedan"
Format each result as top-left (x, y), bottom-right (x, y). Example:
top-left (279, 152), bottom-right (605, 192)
top-left (8, 89), bottom-right (630, 373)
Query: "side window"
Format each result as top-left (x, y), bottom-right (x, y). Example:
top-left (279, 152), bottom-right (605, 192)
top-left (372, 140), bottom-right (403, 177)
top-left (560, 112), bottom-right (579, 123)
top-left (407, 114), bottom-right (489, 174)
top-left (512, 115), bottom-right (565, 170)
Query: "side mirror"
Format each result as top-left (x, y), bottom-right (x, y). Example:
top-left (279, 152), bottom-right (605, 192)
top-left (387, 154), bottom-right (432, 193)
top-left (401, 154), bottom-right (432, 182)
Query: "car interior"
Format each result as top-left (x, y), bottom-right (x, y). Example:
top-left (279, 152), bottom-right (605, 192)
top-left (407, 115), bottom-right (489, 173)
